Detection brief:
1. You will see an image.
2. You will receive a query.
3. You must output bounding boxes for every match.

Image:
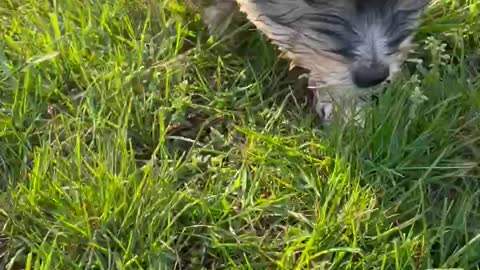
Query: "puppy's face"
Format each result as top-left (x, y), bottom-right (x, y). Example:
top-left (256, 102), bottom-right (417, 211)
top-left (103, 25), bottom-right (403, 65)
top-left (237, 0), bottom-right (430, 92)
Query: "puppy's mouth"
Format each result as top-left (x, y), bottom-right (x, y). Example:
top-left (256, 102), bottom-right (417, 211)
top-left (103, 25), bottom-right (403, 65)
top-left (297, 70), bottom-right (392, 98)
top-left (363, 81), bottom-right (390, 94)
top-left (306, 80), bottom-right (389, 93)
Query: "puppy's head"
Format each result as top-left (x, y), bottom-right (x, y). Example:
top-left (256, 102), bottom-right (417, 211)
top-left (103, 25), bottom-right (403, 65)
top-left (237, 0), bottom-right (430, 91)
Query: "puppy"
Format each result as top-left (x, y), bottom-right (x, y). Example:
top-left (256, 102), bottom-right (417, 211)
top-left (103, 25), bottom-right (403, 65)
top-left (200, 0), bottom-right (430, 124)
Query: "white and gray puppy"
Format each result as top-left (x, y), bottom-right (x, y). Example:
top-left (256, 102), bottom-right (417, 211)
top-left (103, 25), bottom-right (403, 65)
top-left (200, 0), bottom-right (430, 124)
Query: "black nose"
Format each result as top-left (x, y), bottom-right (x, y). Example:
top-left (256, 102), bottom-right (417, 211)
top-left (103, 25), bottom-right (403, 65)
top-left (352, 64), bottom-right (390, 88)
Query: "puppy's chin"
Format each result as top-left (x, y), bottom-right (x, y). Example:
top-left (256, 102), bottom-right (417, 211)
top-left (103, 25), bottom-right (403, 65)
top-left (307, 80), bottom-right (390, 104)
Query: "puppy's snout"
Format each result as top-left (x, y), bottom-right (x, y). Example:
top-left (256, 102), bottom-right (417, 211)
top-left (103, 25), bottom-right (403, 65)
top-left (352, 63), bottom-right (390, 88)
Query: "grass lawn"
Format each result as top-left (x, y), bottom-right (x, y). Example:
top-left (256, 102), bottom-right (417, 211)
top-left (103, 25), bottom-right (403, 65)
top-left (1, 0), bottom-right (480, 269)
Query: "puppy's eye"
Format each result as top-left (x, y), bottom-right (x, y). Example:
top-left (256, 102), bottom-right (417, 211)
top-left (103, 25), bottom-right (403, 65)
top-left (385, 50), bottom-right (399, 56)
top-left (311, 28), bottom-right (356, 59)
top-left (387, 29), bottom-right (413, 49)
top-left (326, 47), bottom-right (356, 59)
top-left (314, 28), bottom-right (350, 45)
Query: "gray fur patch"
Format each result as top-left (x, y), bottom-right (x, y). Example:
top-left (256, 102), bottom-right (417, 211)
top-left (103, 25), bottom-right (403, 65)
top-left (200, 0), bottom-right (430, 122)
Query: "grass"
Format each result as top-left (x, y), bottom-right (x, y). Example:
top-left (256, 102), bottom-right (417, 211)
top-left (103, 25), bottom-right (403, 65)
top-left (0, 0), bottom-right (480, 269)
